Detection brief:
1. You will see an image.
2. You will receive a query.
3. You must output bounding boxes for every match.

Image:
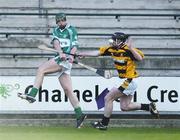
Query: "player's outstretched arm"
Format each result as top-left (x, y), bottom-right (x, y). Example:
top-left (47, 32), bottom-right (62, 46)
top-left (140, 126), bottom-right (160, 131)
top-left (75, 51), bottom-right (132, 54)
top-left (78, 50), bottom-right (100, 57)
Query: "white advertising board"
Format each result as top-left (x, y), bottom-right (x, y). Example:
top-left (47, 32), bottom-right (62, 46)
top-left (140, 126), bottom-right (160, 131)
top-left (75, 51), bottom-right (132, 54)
top-left (0, 76), bottom-right (179, 112)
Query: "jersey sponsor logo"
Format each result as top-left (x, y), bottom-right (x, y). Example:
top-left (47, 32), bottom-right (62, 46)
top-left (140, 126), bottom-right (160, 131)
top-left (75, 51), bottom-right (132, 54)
top-left (59, 38), bottom-right (70, 47)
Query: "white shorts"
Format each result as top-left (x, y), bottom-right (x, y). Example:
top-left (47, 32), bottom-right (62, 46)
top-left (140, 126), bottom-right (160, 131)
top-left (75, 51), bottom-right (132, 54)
top-left (54, 56), bottom-right (72, 77)
top-left (122, 81), bottom-right (137, 96)
top-left (58, 61), bottom-right (72, 77)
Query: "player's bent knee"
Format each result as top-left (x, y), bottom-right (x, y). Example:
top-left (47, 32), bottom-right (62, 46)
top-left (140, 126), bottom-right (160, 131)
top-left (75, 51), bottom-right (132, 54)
top-left (104, 95), bottom-right (110, 103)
top-left (121, 108), bottom-right (127, 111)
top-left (120, 106), bottom-right (130, 111)
top-left (104, 93), bottom-right (114, 103)
top-left (121, 108), bottom-right (128, 111)
top-left (37, 67), bottom-right (45, 74)
top-left (37, 65), bottom-right (51, 75)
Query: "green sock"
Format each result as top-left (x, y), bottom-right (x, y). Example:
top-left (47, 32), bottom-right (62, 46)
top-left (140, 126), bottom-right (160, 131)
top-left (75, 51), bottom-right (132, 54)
top-left (27, 87), bottom-right (38, 97)
top-left (74, 107), bottom-right (83, 119)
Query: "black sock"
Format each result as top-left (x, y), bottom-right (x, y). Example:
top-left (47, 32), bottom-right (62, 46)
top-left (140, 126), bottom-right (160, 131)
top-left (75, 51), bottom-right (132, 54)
top-left (101, 116), bottom-right (110, 126)
top-left (141, 104), bottom-right (149, 111)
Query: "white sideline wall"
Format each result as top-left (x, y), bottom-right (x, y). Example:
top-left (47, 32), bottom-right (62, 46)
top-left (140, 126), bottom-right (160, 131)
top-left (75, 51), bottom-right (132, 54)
top-left (0, 76), bottom-right (179, 112)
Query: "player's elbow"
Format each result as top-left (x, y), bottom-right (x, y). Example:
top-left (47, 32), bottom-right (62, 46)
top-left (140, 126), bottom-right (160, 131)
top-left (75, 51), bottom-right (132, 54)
top-left (138, 57), bottom-right (143, 61)
top-left (136, 56), bottom-right (144, 61)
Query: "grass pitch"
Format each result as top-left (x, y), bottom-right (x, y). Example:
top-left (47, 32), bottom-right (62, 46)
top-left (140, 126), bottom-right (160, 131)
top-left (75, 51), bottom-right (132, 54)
top-left (0, 126), bottom-right (179, 140)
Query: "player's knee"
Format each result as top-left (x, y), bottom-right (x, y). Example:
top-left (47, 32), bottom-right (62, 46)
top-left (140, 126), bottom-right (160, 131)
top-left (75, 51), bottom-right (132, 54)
top-left (104, 94), bottom-right (110, 103)
top-left (120, 105), bottom-right (129, 111)
top-left (104, 87), bottom-right (118, 103)
top-left (121, 107), bottom-right (129, 111)
top-left (37, 66), bottom-right (46, 74)
top-left (104, 92), bottom-right (114, 103)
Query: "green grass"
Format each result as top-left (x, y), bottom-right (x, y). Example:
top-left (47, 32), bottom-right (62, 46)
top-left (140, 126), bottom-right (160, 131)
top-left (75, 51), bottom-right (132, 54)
top-left (0, 126), bottom-right (179, 140)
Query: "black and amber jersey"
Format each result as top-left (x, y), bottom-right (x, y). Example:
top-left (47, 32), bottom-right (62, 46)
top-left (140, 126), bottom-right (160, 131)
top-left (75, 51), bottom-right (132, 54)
top-left (99, 44), bottom-right (144, 78)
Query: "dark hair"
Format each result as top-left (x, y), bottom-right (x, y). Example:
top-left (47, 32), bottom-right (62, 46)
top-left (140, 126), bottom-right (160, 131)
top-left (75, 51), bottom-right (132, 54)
top-left (55, 13), bottom-right (66, 23)
top-left (111, 32), bottom-right (129, 42)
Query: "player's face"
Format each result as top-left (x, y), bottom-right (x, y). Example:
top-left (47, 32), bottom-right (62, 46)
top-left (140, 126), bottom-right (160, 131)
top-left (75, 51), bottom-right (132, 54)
top-left (57, 20), bottom-right (67, 28)
top-left (112, 39), bottom-right (124, 49)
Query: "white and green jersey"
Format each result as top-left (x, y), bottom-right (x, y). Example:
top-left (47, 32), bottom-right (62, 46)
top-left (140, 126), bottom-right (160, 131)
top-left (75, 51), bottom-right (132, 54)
top-left (52, 24), bottom-right (79, 53)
